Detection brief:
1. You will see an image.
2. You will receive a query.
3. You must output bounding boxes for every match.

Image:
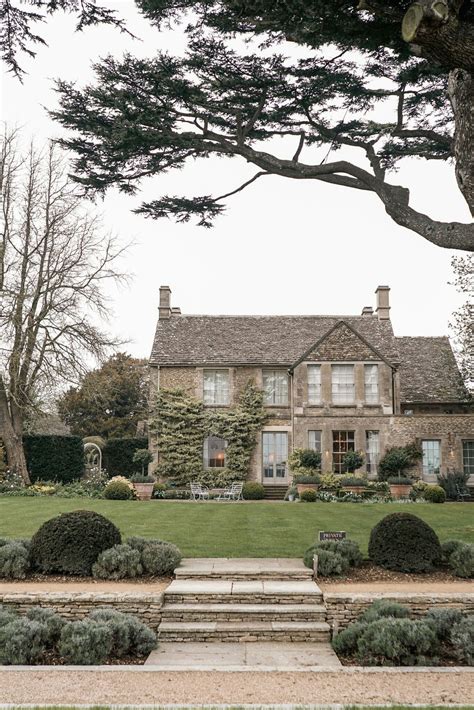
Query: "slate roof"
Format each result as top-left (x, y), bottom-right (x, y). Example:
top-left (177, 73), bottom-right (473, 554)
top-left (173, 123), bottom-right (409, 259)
top-left (150, 314), bottom-right (400, 366)
top-left (396, 336), bottom-right (470, 403)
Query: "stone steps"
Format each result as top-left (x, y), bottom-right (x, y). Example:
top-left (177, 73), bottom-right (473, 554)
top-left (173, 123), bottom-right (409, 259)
top-left (158, 620), bottom-right (331, 642)
top-left (161, 602), bottom-right (327, 622)
top-left (165, 580), bottom-right (323, 606)
top-left (174, 558), bottom-right (313, 581)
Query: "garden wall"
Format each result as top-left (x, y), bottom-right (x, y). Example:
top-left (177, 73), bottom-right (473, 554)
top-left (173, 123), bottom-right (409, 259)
top-left (0, 591), bottom-right (165, 631)
top-left (324, 592), bottom-right (474, 632)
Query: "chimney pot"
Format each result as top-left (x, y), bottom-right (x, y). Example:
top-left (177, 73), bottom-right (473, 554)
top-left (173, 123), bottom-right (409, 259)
top-left (171, 307), bottom-right (181, 315)
top-left (375, 285), bottom-right (390, 320)
top-left (361, 306), bottom-right (374, 316)
top-left (159, 285), bottom-right (172, 320)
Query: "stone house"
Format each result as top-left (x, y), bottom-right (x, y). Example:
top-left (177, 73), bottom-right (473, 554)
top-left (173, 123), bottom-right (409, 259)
top-left (149, 285), bottom-right (473, 494)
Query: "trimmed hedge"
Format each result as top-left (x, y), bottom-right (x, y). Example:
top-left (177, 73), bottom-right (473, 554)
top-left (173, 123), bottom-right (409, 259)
top-left (30, 510), bottom-right (121, 575)
top-left (103, 437), bottom-right (148, 477)
top-left (242, 482), bottom-right (265, 500)
top-left (368, 512), bottom-right (441, 573)
top-left (23, 435), bottom-right (84, 484)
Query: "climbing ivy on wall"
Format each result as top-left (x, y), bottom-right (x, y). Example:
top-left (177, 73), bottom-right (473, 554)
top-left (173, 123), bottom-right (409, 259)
top-left (150, 381), bottom-right (267, 486)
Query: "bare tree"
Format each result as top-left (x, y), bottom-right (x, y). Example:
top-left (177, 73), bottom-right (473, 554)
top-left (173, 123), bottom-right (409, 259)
top-left (0, 128), bottom-right (127, 484)
top-left (450, 253), bottom-right (473, 391)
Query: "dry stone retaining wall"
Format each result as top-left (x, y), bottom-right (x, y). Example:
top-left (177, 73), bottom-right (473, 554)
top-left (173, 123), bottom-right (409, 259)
top-left (324, 592), bottom-right (474, 633)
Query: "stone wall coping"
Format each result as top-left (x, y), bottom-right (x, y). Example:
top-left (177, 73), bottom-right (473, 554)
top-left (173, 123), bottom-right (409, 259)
top-left (324, 591), bottom-right (474, 602)
top-left (0, 591), bottom-right (164, 603)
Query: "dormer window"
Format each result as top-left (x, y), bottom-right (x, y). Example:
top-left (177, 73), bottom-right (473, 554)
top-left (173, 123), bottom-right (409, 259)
top-left (364, 364), bottom-right (379, 404)
top-left (307, 365), bottom-right (322, 405)
top-left (203, 369), bottom-right (230, 405)
top-left (331, 365), bottom-right (355, 405)
top-left (262, 370), bottom-right (289, 406)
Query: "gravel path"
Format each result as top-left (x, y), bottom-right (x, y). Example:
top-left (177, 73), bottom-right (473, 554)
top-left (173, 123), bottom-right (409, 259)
top-left (0, 580), bottom-right (170, 593)
top-left (1, 669), bottom-right (472, 705)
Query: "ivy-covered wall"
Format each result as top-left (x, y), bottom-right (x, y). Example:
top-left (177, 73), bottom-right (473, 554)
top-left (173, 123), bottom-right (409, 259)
top-left (150, 381), bottom-right (267, 486)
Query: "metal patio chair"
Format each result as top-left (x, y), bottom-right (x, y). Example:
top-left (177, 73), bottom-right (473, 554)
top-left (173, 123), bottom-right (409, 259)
top-left (190, 482), bottom-right (210, 500)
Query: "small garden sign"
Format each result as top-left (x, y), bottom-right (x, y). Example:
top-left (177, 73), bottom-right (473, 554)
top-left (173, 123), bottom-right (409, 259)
top-left (318, 531), bottom-right (346, 542)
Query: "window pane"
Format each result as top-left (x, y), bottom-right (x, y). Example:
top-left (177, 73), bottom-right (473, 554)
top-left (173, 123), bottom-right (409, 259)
top-left (263, 370), bottom-right (288, 405)
top-left (203, 436), bottom-right (227, 468)
top-left (203, 370), bottom-right (229, 405)
top-left (366, 430), bottom-right (379, 475)
top-left (364, 364), bottom-right (379, 404)
top-left (308, 365), bottom-right (321, 404)
top-left (332, 430), bottom-right (355, 474)
top-left (331, 365), bottom-right (355, 405)
top-left (308, 430), bottom-right (322, 453)
top-left (262, 432), bottom-right (288, 478)
top-left (463, 441), bottom-right (474, 475)
top-left (422, 440), bottom-right (441, 476)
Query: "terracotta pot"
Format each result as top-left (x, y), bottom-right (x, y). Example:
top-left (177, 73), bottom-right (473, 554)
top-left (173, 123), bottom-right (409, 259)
top-left (342, 486), bottom-right (368, 495)
top-left (389, 483), bottom-right (412, 500)
top-left (296, 483), bottom-right (319, 495)
top-left (133, 483), bottom-right (155, 501)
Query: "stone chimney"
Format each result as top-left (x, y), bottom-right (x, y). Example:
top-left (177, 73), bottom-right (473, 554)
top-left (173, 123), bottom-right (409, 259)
top-left (171, 307), bottom-right (181, 316)
top-left (375, 285), bottom-right (390, 320)
top-left (361, 306), bottom-right (374, 316)
top-left (159, 285), bottom-right (172, 320)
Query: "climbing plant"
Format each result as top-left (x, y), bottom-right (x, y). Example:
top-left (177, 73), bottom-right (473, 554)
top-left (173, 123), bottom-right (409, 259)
top-left (150, 381), bottom-right (266, 487)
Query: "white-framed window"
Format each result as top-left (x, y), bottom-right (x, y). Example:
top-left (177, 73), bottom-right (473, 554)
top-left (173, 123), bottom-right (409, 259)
top-left (331, 365), bottom-right (355, 405)
top-left (307, 365), bottom-right (322, 405)
top-left (308, 430), bottom-right (322, 453)
top-left (364, 364), bottom-right (379, 404)
top-left (422, 440), bottom-right (441, 476)
top-left (203, 369), bottom-right (230, 405)
top-left (262, 370), bottom-right (289, 406)
top-left (366, 430), bottom-right (380, 475)
top-left (462, 440), bottom-right (474, 475)
top-left (262, 432), bottom-right (288, 479)
top-left (203, 436), bottom-right (227, 468)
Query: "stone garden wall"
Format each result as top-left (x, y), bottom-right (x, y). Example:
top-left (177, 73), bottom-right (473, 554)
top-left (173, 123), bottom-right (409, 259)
top-left (324, 592), bottom-right (474, 633)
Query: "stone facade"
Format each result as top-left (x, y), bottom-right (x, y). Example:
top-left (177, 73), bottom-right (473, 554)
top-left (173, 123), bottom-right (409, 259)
top-left (149, 286), bottom-right (473, 486)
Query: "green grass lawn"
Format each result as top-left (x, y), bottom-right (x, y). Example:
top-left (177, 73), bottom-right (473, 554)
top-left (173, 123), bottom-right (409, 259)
top-left (0, 497), bottom-right (472, 557)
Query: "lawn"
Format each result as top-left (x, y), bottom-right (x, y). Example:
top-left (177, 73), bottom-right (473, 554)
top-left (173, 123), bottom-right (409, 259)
top-left (0, 498), bottom-right (472, 557)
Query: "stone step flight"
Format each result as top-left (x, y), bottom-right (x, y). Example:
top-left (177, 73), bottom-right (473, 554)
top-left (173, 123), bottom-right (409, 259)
top-left (157, 557), bottom-right (331, 643)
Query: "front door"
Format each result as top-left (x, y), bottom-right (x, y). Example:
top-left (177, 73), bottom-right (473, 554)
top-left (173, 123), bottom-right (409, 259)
top-left (262, 432), bottom-right (288, 482)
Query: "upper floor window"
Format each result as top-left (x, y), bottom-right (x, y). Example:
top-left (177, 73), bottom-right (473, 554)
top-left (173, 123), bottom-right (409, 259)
top-left (331, 365), bottom-right (355, 405)
top-left (203, 369), bottom-right (230, 405)
top-left (308, 430), bottom-right (322, 453)
top-left (364, 364), bottom-right (379, 404)
top-left (263, 369), bottom-right (289, 406)
top-left (307, 365), bottom-right (321, 405)
top-left (203, 436), bottom-right (227, 468)
top-left (422, 439), bottom-right (441, 476)
top-left (463, 441), bottom-right (474, 475)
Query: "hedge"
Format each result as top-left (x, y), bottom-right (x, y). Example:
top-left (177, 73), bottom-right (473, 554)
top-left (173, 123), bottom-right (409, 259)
top-left (23, 435), bottom-right (84, 484)
top-left (103, 437), bottom-right (149, 477)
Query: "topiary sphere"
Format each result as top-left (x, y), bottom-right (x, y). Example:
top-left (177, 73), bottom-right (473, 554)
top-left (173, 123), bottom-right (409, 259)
top-left (368, 512), bottom-right (441, 573)
top-left (30, 510), bottom-right (121, 576)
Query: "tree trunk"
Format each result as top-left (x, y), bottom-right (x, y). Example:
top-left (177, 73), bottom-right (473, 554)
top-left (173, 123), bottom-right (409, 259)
top-left (448, 68), bottom-right (474, 217)
top-left (0, 376), bottom-right (30, 485)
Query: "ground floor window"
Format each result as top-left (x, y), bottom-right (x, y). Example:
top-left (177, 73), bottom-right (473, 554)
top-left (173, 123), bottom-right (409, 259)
top-left (366, 430), bottom-right (379, 476)
top-left (203, 436), bottom-right (227, 468)
top-left (463, 440), bottom-right (474, 475)
top-left (332, 430), bottom-right (355, 474)
top-left (308, 430), bottom-right (322, 453)
top-left (262, 432), bottom-right (288, 479)
top-left (422, 439), bottom-right (441, 476)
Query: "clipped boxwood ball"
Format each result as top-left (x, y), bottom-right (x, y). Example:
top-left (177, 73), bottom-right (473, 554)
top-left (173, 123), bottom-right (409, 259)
top-left (30, 510), bottom-right (121, 576)
top-left (368, 512), bottom-right (441, 573)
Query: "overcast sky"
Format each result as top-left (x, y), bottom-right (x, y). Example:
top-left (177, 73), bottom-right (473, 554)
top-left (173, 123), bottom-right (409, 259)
top-left (2, 1), bottom-right (471, 362)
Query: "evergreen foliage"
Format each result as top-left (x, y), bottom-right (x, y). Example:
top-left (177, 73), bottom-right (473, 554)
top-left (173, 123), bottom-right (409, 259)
top-left (368, 512), bottom-right (442, 572)
top-left (377, 443), bottom-right (422, 481)
top-left (304, 538), bottom-right (362, 575)
top-left (425, 608), bottom-right (464, 641)
top-left (242, 482), bottom-right (265, 499)
top-left (0, 618), bottom-right (49, 664)
top-left (140, 541), bottom-right (182, 576)
top-left (30, 510), bottom-right (121, 575)
top-left (23, 435), bottom-right (84, 483)
top-left (437, 470), bottom-right (471, 499)
top-left (92, 544), bottom-right (143, 579)
top-left (356, 617), bottom-right (438, 665)
top-left (449, 542), bottom-right (474, 578)
top-left (103, 479), bottom-right (134, 499)
top-left (0, 541), bottom-right (30, 579)
top-left (150, 381), bottom-right (266, 486)
top-left (59, 619), bottom-right (113, 664)
top-left (299, 489), bottom-right (318, 502)
top-left (423, 485), bottom-right (446, 503)
top-left (103, 437), bottom-right (149, 477)
top-left (451, 616), bottom-right (474, 666)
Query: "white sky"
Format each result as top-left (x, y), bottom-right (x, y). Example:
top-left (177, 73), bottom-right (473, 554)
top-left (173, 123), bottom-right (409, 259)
top-left (2, 1), bottom-right (471, 362)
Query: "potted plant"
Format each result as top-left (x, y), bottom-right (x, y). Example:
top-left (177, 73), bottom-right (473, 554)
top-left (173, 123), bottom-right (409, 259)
top-left (387, 475), bottom-right (414, 499)
top-left (130, 473), bottom-right (156, 500)
top-left (293, 474), bottom-right (321, 495)
top-left (289, 449), bottom-right (321, 494)
top-left (285, 485), bottom-right (298, 502)
top-left (340, 476), bottom-right (368, 495)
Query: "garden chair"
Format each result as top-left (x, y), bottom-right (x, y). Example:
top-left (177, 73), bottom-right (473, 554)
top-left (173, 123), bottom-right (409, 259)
top-left (190, 482), bottom-right (210, 500)
top-left (217, 481), bottom-right (243, 501)
top-left (455, 484), bottom-right (470, 502)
